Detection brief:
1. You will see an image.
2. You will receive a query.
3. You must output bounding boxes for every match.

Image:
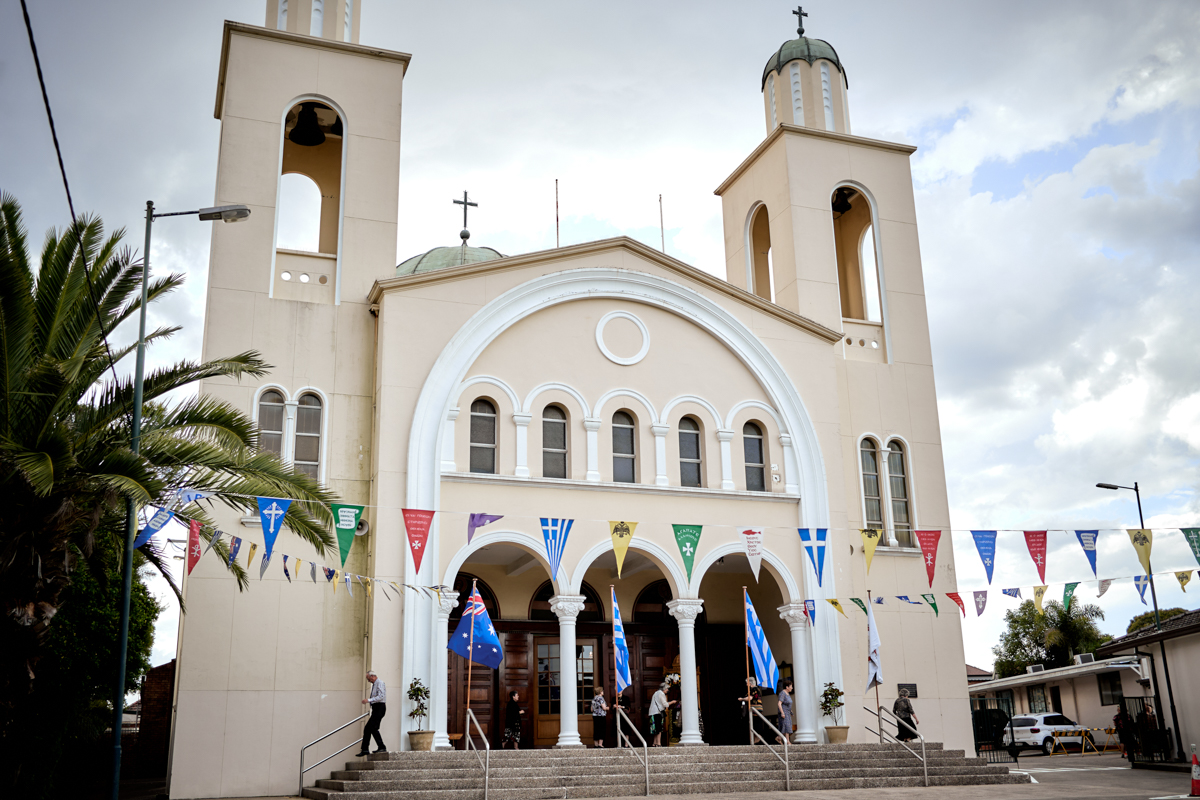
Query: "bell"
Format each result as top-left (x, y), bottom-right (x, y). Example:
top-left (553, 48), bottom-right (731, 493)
top-left (831, 188), bottom-right (854, 216)
top-left (288, 102), bottom-right (326, 147)
top-left (330, 116), bottom-right (343, 137)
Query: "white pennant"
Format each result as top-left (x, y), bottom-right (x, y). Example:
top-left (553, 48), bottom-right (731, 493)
top-left (739, 527), bottom-right (764, 582)
top-left (1097, 579), bottom-right (1112, 597)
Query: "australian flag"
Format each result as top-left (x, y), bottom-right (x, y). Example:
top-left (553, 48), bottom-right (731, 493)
top-left (448, 586), bottom-right (504, 669)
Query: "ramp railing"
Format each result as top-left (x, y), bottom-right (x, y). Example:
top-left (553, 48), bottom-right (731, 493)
top-left (749, 707), bottom-right (790, 790)
top-left (464, 708), bottom-right (490, 800)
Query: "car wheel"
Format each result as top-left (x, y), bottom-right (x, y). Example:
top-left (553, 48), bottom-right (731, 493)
top-left (1041, 738), bottom-right (1054, 756)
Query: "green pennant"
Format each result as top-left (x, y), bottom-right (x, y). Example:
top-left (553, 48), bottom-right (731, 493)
top-left (1063, 582), bottom-right (1080, 612)
top-left (850, 598), bottom-right (868, 615)
top-left (672, 525), bottom-right (702, 582)
top-left (1184, 529), bottom-right (1200, 568)
top-left (331, 504), bottom-right (365, 567)
top-left (921, 593), bottom-right (939, 617)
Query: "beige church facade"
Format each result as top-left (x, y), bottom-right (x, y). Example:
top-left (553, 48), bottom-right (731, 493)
top-left (169, 3), bottom-right (972, 797)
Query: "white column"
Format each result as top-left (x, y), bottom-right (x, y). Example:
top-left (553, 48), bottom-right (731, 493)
top-left (282, 399), bottom-right (299, 463)
top-left (583, 418), bottom-right (602, 482)
top-left (778, 433), bottom-right (799, 494)
top-left (717, 429), bottom-right (735, 490)
top-left (432, 591), bottom-right (461, 750)
top-left (779, 602), bottom-right (818, 743)
top-left (513, 412), bottom-right (532, 478)
top-left (550, 595), bottom-right (587, 748)
top-left (667, 599), bottom-right (705, 745)
top-left (441, 408), bottom-right (459, 472)
top-left (651, 423), bottom-right (670, 486)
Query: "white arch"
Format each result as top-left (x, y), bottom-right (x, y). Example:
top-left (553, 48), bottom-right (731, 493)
top-left (569, 538), bottom-right (690, 600)
top-left (831, 179), bottom-right (892, 363)
top-left (660, 394), bottom-right (723, 432)
top-left (456, 374), bottom-right (520, 412)
top-left (593, 387), bottom-right (659, 425)
top-left (689, 540), bottom-right (802, 603)
top-left (522, 381), bottom-right (591, 417)
top-left (441, 530), bottom-right (568, 591)
top-left (724, 399), bottom-right (784, 431)
top-left (743, 201), bottom-right (766, 295)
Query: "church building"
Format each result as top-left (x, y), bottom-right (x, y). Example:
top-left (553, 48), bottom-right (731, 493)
top-left (169, 3), bottom-right (973, 797)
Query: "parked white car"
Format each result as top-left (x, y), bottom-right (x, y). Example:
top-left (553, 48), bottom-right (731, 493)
top-left (1006, 713), bottom-right (1090, 754)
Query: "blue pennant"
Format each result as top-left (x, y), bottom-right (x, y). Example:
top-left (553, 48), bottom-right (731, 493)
top-left (133, 508), bottom-right (175, 549)
top-left (970, 530), bottom-right (997, 585)
top-left (1075, 530), bottom-right (1099, 578)
top-left (798, 528), bottom-right (827, 587)
top-left (256, 497), bottom-right (292, 559)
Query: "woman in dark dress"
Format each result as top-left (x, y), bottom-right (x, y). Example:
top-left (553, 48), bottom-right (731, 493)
top-left (503, 690), bottom-right (524, 749)
top-left (893, 688), bottom-right (919, 741)
top-left (738, 677), bottom-right (766, 744)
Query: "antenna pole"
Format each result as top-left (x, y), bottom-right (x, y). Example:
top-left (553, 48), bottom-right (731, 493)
top-left (556, 179), bottom-right (560, 248)
top-left (659, 194), bottom-right (665, 253)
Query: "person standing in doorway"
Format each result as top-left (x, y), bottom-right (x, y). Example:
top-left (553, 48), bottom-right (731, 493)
top-left (591, 686), bottom-right (609, 747)
top-left (738, 677), bottom-right (765, 743)
top-left (649, 682), bottom-right (675, 747)
top-left (893, 688), bottom-right (919, 741)
top-left (356, 670), bottom-right (386, 757)
top-left (503, 690), bottom-right (525, 750)
top-left (776, 678), bottom-right (794, 745)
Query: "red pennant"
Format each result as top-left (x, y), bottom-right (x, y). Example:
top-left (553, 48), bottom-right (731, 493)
top-left (915, 530), bottom-right (941, 587)
top-left (946, 592), bottom-right (966, 617)
top-left (402, 509), bottom-right (436, 576)
top-left (1024, 531), bottom-right (1047, 583)
top-left (186, 519), bottom-right (203, 576)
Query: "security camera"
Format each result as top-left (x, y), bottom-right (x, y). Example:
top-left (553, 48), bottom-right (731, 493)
top-left (198, 205), bottom-right (252, 223)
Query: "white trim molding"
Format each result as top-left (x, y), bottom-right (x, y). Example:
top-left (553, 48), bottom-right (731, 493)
top-left (595, 310), bottom-right (650, 366)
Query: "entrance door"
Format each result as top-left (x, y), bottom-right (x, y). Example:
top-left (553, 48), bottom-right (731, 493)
top-left (534, 637), bottom-right (598, 747)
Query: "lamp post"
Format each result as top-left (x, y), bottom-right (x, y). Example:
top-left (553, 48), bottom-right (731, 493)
top-left (1095, 481), bottom-right (1184, 761)
top-left (110, 201), bottom-right (250, 800)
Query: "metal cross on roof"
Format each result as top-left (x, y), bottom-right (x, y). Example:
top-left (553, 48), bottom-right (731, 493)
top-left (793, 5), bottom-right (807, 37)
top-left (453, 190), bottom-right (477, 229)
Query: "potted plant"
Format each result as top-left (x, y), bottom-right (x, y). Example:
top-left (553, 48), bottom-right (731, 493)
top-left (406, 678), bottom-right (434, 751)
top-left (820, 682), bottom-right (848, 743)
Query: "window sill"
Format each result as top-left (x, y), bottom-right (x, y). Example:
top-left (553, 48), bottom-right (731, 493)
top-left (874, 545), bottom-right (922, 557)
top-left (441, 471), bottom-right (802, 502)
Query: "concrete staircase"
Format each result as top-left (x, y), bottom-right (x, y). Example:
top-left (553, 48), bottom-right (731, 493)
top-left (302, 743), bottom-right (1031, 800)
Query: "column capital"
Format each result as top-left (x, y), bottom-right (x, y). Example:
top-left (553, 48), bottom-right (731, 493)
top-left (666, 598), bottom-right (704, 625)
top-left (583, 417), bottom-right (602, 432)
top-left (778, 433), bottom-right (793, 446)
top-left (777, 602), bottom-right (809, 629)
top-left (650, 423), bottom-right (670, 437)
top-left (716, 429), bottom-right (735, 442)
top-left (437, 591), bottom-right (461, 618)
top-left (549, 594), bottom-right (588, 620)
top-left (512, 412), bottom-right (532, 426)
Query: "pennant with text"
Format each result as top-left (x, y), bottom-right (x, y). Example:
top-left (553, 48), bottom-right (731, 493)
top-left (1074, 530), bottom-right (1099, 578)
top-left (804, 599), bottom-right (816, 626)
top-left (1135, 575), bottom-right (1150, 605)
top-left (1033, 585), bottom-right (1048, 614)
top-left (1097, 578), bottom-right (1112, 597)
top-left (850, 598), bottom-right (868, 615)
top-left (1024, 531), bottom-right (1048, 584)
top-left (403, 509), bottom-right (437, 576)
top-left (175, 488), bottom-right (210, 505)
top-left (227, 537), bottom-right (242, 567)
top-left (1063, 582), bottom-right (1079, 611)
top-left (860, 528), bottom-right (883, 574)
top-left (133, 507), bottom-right (175, 549)
top-left (1126, 529), bottom-right (1153, 576)
top-left (798, 528), bottom-right (827, 587)
top-left (332, 504), bottom-right (365, 567)
top-left (946, 592), bottom-right (966, 617)
top-left (921, 594), bottom-right (939, 616)
top-left (827, 598), bottom-right (848, 618)
top-left (186, 520), bottom-right (203, 576)
top-left (740, 527), bottom-right (765, 582)
top-left (970, 530), bottom-right (997, 584)
top-left (1176, 571), bottom-right (1191, 592)
top-left (1184, 529), bottom-right (1200, 567)
top-left (256, 497), bottom-right (291, 559)
top-left (915, 530), bottom-right (941, 587)
top-left (467, 513), bottom-right (503, 544)
top-left (609, 521), bottom-right (637, 578)
top-left (541, 517), bottom-right (573, 582)
top-left (673, 525), bottom-right (702, 582)
top-left (1002, 587), bottom-right (1022, 599)
top-left (973, 590), bottom-right (987, 616)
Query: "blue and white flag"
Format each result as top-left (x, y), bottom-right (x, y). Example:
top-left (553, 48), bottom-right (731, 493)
top-left (612, 586), bottom-right (632, 693)
top-left (344, 573), bottom-right (354, 596)
top-left (805, 599), bottom-right (816, 626)
top-left (896, 595), bottom-right (922, 605)
top-left (744, 589), bottom-right (780, 692)
top-left (226, 536), bottom-right (242, 567)
top-left (256, 497), bottom-right (292, 559)
top-left (798, 528), bottom-right (827, 587)
top-left (970, 530), bottom-right (997, 584)
top-left (541, 518), bottom-right (573, 582)
top-left (133, 508), bottom-right (175, 549)
top-left (259, 552), bottom-right (271, 580)
top-left (448, 585), bottom-right (504, 669)
top-left (282, 555), bottom-right (291, 583)
top-left (175, 488), bottom-right (210, 505)
top-left (1002, 587), bottom-right (1022, 599)
top-left (1075, 530), bottom-right (1099, 578)
top-left (872, 596), bottom-right (886, 605)
top-left (1135, 575), bottom-right (1150, 605)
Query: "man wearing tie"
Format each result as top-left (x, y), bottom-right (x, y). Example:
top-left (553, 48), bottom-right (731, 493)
top-left (357, 670), bottom-right (387, 756)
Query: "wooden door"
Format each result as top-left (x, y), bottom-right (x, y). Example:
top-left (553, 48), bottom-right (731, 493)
top-left (533, 637), bottom-right (599, 747)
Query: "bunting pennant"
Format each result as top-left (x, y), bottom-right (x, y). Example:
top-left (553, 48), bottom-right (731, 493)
top-left (323, 567), bottom-right (336, 582)
top-left (227, 537), bottom-right (242, 567)
top-left (364, 577), bottom-right (373, 598)
top-left (860, 528), bottom-right (883, 574)
top-left (850, 598), bottom-right (868, 615)
top-left (282, 555), bottom-right (292, 583)
top-left (259, 551), bottom-right (271, 580)
top-left (946, 592), bottom-right (966, 617)
top-left (1002, 587), bottom-right (1022, 599)
top-left (1033, 585), bottom-right (1048, 614)
top-left (332, 504), bottom-right (365, 567)
top-left (872, 596), bottom-right (885, 605)
top-left (175, 488), bottom-right (210, 505)
top-left (865, 599), bottom-right (883, 693)
top-left (1176, 571), bottom-right (1192, 592)
top-left (973, 591), bottom-right (987, 616)
top-left (1184, 529), bottom-right (1200, 567)
top-left (609, 521), bottom-right (637, 578)
top-left (805, 599), bottom-right (816, 626)
top-left (1063, 582), bottom-right (1079, 611)
top-left (403, 509), bottom-right (437, 576)
top-left (673, 525), bottom-right (702, 582)
top-left (1127, 529), bottom-right (1154, 576)
top-left (294, 558), bottom-right (302, 577)
top-left (798, 528), bottom-right (827, 587)
top-left (1075, 530), bottom-right (1099, 578)
top-left (1024, 531), bottom-right (1048, 584)
top-left (133, 507), bottom-right (175, 549)
top-left (740, 527), bottom-right (765, 582)
top-left (467, 513), bottom-right (503, 544)
top-left (915, 530), bottom-right (941, 587)
top-left (744, 590), bottom-right (781, 692)
top-left (1135, 575), bottom-right (1150, 604)
top-left (970, 531), bottom-right (997, 584)
top-left (921, 594), bottom-right (939, 616)
top-left (311, 563), bottom-right (317, 583)
top-left (345, 574), bottom-right (354, 596)
top-left (246, 542), bottom-right (258, 568)
top-left (256, 497), bottom-right (292, 559)
top-left (186, 520), bottom-right (202, 576)
top-left (827, 599), bottom-right (848, 618)
top-left (896, 596), bottom-right (922, 605)
top-left (541, 518), bottom-right (573, 581)
top-left (1097, 579), bottom-right (1112, 597)
top-left (204, 529), bottom-right (222, 556)
top-left (612, 586), bottom-right (632, 693)
top-left (333, 570), bottom-right (340, 593)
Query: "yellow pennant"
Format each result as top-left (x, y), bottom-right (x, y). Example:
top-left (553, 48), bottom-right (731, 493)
top-left (294, 558), bottom-right (302, 576)
top-left (826, 599), bottom-right (848, 618)
top-left (246, 542), bottom-right (258, 567)
top-left (1127, 529), bottom-right (1153, 576)
top-left (1033, 585), bottom-right (1048, 614)
top-left (391, 581), bottom-right (404, 595)
top-left (860, 529), bottom-right (883, 574)
top-left (364, 577), bottom-right (373, 598)
top-left (1176, 571), bottom-right (1192, 593)
top-left (609, 521), bottom-right (637, 578)
top-left (333, 570), bottom-right (340, 593)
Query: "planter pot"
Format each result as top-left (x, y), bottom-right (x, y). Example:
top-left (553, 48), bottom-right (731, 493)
top-left (408, 730), bottom-right (435, 751)
top-left (825, 725), bottom-right (849, 744)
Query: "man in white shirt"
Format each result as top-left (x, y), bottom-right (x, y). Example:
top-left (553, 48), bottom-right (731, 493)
top-left (356, 670), bottom-right (387, 756)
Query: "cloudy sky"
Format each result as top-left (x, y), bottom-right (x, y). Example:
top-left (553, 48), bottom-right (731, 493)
top-left (3, 0), bottom-right (1199, 672)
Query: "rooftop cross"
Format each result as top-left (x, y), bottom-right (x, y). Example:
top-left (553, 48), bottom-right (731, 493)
top-left (793, 5), bottom-right (807, 37)
top-left (453, 190), bottom-right (477, 229)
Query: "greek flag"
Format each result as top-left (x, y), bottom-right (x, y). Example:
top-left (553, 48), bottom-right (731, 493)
top-left (612, 586), bottom-right (632, 693)
top-left (541, 518), bottom-right (573, 582)
top-left (744, 589), bottom-right (780, 692)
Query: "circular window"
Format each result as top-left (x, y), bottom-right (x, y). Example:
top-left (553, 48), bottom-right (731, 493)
top-left (595, 310), bottom-right (650, 366)
top-left (300, 273), bottom-right (311, 284)
top-left (281, 271), bottom-right (292, 281)
top-left (318, 274), bottom-right (328, 285)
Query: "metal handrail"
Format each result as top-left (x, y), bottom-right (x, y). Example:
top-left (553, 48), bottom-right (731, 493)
top-left (749, 707), bottom-right (790, 790)
top-left (464, 708), bottom-right (490, 800)
top-left (298, 711), bottom-right (370, 794)
top-left (615, 705), bottom-right (650, 796)
top-left (862, 705), bottom-right (927, 786)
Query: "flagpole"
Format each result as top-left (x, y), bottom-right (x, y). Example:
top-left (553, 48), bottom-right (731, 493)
top-left (869, 589), bottom-right (881, 743)
top-left (467, 579), bottom-right (476, 747)
top-left (743, 586), bottom-right (752, 746)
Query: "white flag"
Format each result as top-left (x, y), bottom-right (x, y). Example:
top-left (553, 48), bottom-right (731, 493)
top-left (740, 527), bottom-right (764, 582)
top-left (865, 601), bottom-right (883, 693)
top-left (1097, 579), bottom-right (1112, 597)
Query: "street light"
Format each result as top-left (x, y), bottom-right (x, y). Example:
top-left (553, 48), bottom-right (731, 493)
top-left (110, 201), bottom-right (250, 800)
top-left (1095, 480), bottom-right (1184, 761)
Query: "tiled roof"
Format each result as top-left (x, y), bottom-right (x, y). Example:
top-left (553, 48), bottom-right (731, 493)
top-left (1097, 607), bottom-right (1200, 655)
top-left (965, 664), bottom-right (993, 677)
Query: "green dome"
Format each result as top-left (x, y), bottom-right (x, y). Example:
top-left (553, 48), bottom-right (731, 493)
top-left (395, 245), bottom-right (505, 276)
top-left (762, 37), bottom-right (846, 89)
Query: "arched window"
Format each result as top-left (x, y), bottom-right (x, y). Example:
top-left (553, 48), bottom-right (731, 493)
top-left (860, 225), bottom-right (882, 323)
top-left (747, 204), bottom-right (773, 302)
top-left (612, 410), bottom-right (636, 483)
top-left (633, 579), bottom-right (674, 624)
top-left (293, 393), bottom-right (323, 479)
top-left (277, 173), bottom-right (322, 252)
top-left (542, 405), bottom-right (567, 479)
top-left (258, 390), bottom-right (285, 456)
top-left (310, 0), bottom-right (324, 36)
top-left (678, 416), bottom-right (702, 487)
top-left (469, 399), bottom-right (497, 474)
top-left (449, 572), bottom-right (500, 626)
top-left (743, 422), bottom-right (766, 492)
top-left (886, 442), bottom-right (913, 547)
top-left (860, 438), bottom-right (884, 531)
top-left (831, 186), bottom-right (882, 324)
top-left (529, 581), bottom-right (604, 622)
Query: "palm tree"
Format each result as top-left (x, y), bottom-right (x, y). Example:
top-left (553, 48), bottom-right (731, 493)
top-left (0, 193), bottom-right (338, 713)
top-left (1043, 600), bottom-right (1110, 666)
